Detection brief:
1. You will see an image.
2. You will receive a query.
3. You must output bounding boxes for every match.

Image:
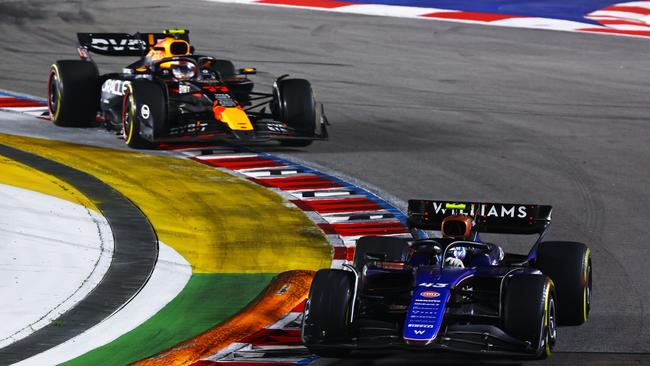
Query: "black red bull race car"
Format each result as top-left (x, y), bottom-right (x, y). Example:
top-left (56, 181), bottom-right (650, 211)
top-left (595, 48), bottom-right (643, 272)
top-left (47, 29), bottom-right (328, 148)
top-left (302, 200), bottom-right (592, 359)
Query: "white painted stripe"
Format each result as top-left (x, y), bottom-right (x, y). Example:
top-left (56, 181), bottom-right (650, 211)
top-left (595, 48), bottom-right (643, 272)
top-left (0, 184), bottom-right (114, 348)
top-left (288, 189), bottom-right (353, 198)
top-left (492, 17), bottom-right (598, 31)
top-left (239, 169), bottom-right (298, 177)
top-left (588, 10), bottom-right (648, 19)
top-left (330, 259), bottom-right (349, 269)
top-left (0, 107), bottom-right (47, 112)
top-left (15, 242), bottom-right (192, 366)
top-left (329, 4), bottom-right (441, 17)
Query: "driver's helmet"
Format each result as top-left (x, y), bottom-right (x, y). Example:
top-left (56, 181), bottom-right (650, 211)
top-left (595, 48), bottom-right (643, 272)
top-left (441, 215), bottom-right (473, 240)
top-left (441, 215), bottom-right (473, 264)
top-left (448, 246), bottom-right (467, 261)
top-left (158, 60), bottom-right (196, 80)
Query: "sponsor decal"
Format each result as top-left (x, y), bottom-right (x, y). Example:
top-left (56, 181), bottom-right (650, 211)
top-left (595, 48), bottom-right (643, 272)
top-left (140, 104), bottom-right (150, 119)
top-left (90, 37), bottom-right (145, 52)
top-left (419, 282), bottom-right (447, 288)
top-left (214, 93), bottom-right (236, 107)
top-left (102, 79), bottom-right (131, 97)
top-left (179, 84), bottom-right (191, 94)
top-left (169, 121), bottom-right (209, 136)
top-left (431, 202), bottom-right (528, 219)
top-left (420, 291), bottom-right (441, 298)
top-left (414, 330), bottom-right (426, 335)
top-left (407, 324), bottom-right (434, 328)
top-left (266, 122), bottom-right (288, 133)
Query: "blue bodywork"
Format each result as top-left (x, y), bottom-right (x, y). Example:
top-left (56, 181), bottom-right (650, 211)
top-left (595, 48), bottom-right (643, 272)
top-left (404, 267), bottom-right (475, 343)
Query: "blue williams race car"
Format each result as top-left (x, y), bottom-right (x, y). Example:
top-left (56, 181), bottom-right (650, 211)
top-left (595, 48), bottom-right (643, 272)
top-left (302, 200), bottom-right (592, 359)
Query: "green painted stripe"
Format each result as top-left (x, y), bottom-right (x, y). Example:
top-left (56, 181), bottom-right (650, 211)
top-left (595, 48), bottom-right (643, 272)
top-left (61, 273), bottom-right (275, 366)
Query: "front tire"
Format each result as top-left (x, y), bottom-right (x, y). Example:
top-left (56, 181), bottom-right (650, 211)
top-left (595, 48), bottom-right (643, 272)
top-left (503, 274), bottom-right (557, 359)
top-left (534, 241), bottom-right (592, 325)
top-left (302, 269), bottom-right (355, 358)
top-left (48, 60), bottom-right (99, 127)
top-left (275, 78), bottom-right (316, 146)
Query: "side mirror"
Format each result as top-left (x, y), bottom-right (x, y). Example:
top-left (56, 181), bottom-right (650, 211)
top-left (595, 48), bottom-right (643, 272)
top-left (238, 67), bottom-right (256, 75)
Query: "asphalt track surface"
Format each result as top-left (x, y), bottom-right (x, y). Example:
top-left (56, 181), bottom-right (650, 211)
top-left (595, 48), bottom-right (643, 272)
top-left (0, 144), bottom-right (158, 364)
top-left (1, 0), bottom-right (650, 363)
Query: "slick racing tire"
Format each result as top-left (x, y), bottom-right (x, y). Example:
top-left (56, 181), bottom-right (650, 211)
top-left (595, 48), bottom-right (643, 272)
top-left (503, 274), bottom-right (557, 359)
top-left (121, 80), bottom-right (165, 149)
top-left (534, 241), bottom-right (592, 326)
top-left (302, 269), bottom-right (355, 358)
top-left (48, 60), bottom-right (100, 127)
top-left (275, 79), bottom-right (316, 147)
top-left (353, 236), bottom-right (411, 271)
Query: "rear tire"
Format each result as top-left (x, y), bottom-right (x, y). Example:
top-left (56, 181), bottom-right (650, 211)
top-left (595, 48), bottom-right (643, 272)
top-left (534, 241), bottom-right (592, 325)
top-left (302, 269), bottom-right (355, 358)
top-left (353, 236), bottom-right (410, 271)
top-left (48, 60), bottom-right (99, 127)
top-left (503, 274), bottom-right (557, 359)
top-left (275, 78), bottom-right (316, 145)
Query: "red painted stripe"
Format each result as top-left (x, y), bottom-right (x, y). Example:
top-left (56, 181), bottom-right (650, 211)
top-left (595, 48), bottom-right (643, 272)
top-left (194, 156), bottom-right (285, 170)
top-left (333, 246), bottom-right (355, 260)
top-left (239, 328), bottom-right (302, 346)
top-left (291, 197), bottom-right (381, 214)
top-left (290, 300), bottom-right (306, 313)
top-left (251, 175), bottom-right (341, 191)
top-left (579, 27), bottom-right (650, 36)
top-left (422, 11), bottom-right (523, 22)
top-left (257, 0), bottom-right (354, 9)
top-left (602, 5), bottom-right (650, 15)
top-left (318, 221), bottom-right (408, 236)
top-left (0, 97), bottom-right (47, 107)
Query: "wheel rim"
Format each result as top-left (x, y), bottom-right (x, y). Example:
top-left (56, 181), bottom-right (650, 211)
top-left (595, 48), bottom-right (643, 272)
top-left (122, 92), bottom-right (134, 143)
top-left (585, 260), bottom-right (592, 318)
top-left (48, 70), bottom-right (60, 119)
top-left (547, 296), bottom-right (557, 349)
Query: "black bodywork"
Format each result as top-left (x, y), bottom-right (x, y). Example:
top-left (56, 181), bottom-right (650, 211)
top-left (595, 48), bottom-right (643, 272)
top-left (72, 31), bottom-right (328, 145)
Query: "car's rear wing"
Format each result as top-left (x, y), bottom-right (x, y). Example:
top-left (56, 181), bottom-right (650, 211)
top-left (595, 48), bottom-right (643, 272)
top-left (77, 29), bottom-right (190, 56)
top-left (407, 200), bottom-right (552, 235)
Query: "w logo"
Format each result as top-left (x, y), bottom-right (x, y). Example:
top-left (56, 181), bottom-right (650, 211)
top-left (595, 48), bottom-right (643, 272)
top-left (414, 330), bottom-right (426, 335)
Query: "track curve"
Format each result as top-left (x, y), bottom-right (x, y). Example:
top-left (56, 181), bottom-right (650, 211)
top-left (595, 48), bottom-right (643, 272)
top-left (1, 0), bottom-right (649, 360)
top-left (0, 144), bottom-right (158, 364)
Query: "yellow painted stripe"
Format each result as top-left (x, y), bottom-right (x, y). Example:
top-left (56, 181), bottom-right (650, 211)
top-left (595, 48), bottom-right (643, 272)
top-left (0, 134), bottom-right (332, 274)
top-left (0, 154), bottom-right (99, 212)
top-left (133, 270), bottom-right (314, 366)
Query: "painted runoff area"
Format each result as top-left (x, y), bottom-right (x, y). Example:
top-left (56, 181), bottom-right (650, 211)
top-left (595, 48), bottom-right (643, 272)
top-left (0, 133), bottom-right (331, 365)
top-left (205, 0), bottom-right (650, 38)
top-left (0, 183), bottom-right (112, 348)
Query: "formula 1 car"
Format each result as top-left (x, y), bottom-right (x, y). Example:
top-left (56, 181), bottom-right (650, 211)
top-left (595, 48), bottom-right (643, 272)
top-left (47, 29), bottom-right (328, 148)
top-left (302, 200), bottom-right (592, 359)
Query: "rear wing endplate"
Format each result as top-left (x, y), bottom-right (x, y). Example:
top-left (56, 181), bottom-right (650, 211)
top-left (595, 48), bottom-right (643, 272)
top-left (407, 200), bottom-right (552, 235)
top-left (77, 30), bottom-right (190, 56)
